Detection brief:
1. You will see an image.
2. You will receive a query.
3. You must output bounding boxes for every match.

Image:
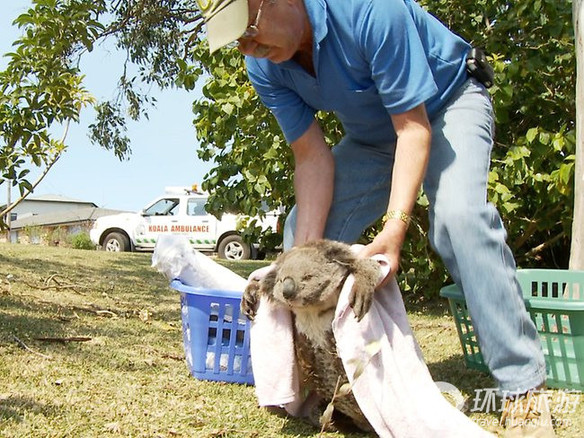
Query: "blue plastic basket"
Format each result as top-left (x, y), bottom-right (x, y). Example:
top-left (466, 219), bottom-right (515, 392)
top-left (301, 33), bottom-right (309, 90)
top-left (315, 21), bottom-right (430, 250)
top-left (440, 269), bottom-right (584, 390)
top-left (170, 279), bottom-right (254, 385)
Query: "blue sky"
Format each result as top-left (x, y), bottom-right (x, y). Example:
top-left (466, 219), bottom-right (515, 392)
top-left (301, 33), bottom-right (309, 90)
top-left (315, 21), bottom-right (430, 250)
top-left (1, 2), bottom-right (213, 212)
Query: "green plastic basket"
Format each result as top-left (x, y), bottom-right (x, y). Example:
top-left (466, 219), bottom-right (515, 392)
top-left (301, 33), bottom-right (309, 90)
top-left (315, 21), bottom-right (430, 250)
top-left (440, 269), bottom-right (584, 390)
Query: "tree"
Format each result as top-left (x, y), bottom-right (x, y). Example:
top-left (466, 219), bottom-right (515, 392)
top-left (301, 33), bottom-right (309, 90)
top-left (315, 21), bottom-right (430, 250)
top-left (435, 0), bottom-right (577, 276)
top-left (1, 0), bottom-right (205, 227)
top-left (0, 0), bottom-right (103, 224)
top-left (572, 0), bottom-right (584, 269)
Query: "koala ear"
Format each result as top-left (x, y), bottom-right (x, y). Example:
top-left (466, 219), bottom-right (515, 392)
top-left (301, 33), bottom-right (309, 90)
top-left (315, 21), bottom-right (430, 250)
top-left (241, 267), bottom-right (279, 320)
top-left (260, 268), bottom-right (278, 293)
top-left (321, 240), bottom-right (355, 262)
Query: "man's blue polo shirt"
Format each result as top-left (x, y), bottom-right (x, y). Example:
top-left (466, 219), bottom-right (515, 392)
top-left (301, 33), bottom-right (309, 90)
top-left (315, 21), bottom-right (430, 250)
top-left (245, 0), bottom-right (471, 145)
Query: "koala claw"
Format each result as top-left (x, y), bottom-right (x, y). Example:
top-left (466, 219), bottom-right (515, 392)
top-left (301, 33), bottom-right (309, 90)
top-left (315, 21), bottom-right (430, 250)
top-left (241, 279), bottom-right (260, 321)
top-left (349, 290), bottom-right (373, 322)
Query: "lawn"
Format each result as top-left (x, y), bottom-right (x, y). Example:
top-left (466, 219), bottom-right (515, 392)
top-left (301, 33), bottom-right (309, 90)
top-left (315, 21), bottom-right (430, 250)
top-left (0, 243), bottom-right (581, 437)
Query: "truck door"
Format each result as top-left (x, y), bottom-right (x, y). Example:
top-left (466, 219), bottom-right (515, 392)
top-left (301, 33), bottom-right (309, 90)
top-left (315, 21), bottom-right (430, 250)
top-left (184, 197), bottom-right (217, 251)
top-left (138, 197), bottom-right (181, 249)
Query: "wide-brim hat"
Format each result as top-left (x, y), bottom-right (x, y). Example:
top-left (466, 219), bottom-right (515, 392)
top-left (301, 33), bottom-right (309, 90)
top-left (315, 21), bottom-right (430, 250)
top-left (197, 0), bottom-right (249, 53)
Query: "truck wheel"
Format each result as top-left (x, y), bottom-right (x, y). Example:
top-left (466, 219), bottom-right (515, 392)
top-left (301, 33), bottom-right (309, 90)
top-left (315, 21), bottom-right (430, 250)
top-left (102, 232), bottom-right (131, 252)
top-left (217, 235), bottom-right (251, 260)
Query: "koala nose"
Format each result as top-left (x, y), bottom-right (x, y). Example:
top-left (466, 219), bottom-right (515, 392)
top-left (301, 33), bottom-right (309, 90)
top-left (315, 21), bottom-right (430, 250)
top-left (281, 277), bottom-right (296, 300)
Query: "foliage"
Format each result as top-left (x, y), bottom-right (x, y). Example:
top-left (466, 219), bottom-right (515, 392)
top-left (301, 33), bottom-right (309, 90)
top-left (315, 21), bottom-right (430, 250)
top-left (421, 0), bottom-right (575, 271)
top-left (70, 231), bottom-right (95, 250)
top-left (47, 226), bottom-right (68, 246)
top-left (189, 42), bottom-right (291, 250)
top-left (22, 224), bottom-right (43, 244)
top-left (87, 0), bottom-right (205, 157)
top-left (0, 0), bottom-right (205, 226)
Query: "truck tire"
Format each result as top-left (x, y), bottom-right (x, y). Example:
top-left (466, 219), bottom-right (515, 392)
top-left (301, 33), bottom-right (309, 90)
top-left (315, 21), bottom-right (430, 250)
top-left (217, 235), bottom-right (251, 260)
top-left (102, 232), bottom-right (131, 252)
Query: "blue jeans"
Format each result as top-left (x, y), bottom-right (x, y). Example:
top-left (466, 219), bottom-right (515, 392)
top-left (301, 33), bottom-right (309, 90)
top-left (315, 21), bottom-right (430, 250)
top-left (283, 78), bottom-right (546, 393)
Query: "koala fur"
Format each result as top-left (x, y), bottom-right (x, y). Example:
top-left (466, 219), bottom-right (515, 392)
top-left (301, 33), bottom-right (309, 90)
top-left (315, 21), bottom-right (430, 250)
top-left (241, 239), bottom-right (380, 432)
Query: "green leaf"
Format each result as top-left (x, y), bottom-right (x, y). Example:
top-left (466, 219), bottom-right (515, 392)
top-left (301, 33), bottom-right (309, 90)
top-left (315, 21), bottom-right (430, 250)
top-left (526, 128), bottom-right (538, 143)
top-left (559, 162), bottom-right (573, 185)
top-left (539, 131), bottom-right (550, 145)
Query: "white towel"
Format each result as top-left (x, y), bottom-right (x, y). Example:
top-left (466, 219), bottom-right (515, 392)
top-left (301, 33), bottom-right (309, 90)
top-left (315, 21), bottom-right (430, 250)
top-left (152, 235), bottom-right (247, 291)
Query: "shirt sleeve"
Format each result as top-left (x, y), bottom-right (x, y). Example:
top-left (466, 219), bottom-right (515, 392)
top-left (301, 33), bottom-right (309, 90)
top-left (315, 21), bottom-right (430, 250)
top-left (246, 58), bottom-right (316, 144)
top-left (357, 0), bottom-right (439, 115)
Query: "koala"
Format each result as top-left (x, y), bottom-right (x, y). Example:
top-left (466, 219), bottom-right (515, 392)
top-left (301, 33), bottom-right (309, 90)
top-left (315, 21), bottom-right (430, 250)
top-left (241, 239), bottom-right (380, 433)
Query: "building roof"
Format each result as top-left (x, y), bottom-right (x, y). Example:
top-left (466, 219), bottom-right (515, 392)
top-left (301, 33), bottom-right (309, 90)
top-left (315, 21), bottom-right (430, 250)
top-left (9, 207), bottom-right (128, 230)
top-left (24, 194), bottom-right (98, 207)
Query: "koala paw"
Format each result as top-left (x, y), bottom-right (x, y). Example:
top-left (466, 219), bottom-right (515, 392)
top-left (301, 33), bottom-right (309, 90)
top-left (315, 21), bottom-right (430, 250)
top-left (348, 259), bottom-right (380, 322)
top-left (241, 279), bottom-right (261, 321)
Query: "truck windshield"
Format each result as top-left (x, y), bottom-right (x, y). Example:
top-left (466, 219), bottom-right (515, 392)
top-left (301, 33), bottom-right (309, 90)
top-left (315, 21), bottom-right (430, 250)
top-left (143, 198), bottom-right (180, 216)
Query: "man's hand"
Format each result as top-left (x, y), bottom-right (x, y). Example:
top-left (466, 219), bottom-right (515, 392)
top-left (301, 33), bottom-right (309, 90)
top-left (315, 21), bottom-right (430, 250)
top-left (358, 222), bottom-right (407, 288)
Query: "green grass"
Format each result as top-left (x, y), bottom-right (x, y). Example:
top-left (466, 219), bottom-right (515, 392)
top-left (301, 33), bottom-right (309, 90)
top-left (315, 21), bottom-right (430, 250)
top-left (0, 243), bottom-right (582, 437)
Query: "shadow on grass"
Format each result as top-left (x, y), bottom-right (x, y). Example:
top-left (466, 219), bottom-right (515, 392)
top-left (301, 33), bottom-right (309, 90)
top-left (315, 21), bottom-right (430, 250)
top-left (427, 353), bottom-right (494, 395)
top-left (0, 286), bottom-right (184, 377)
top-left (0, 296), bottom-right (77, 339)
top-left (0, 394), bottom-right (60, 423)
top-left (278, 416), bottom-right (373, 437)
top-left (403, 294), bottom-right (452, 318)
top-left (1, 317), bottom-right (185, 381)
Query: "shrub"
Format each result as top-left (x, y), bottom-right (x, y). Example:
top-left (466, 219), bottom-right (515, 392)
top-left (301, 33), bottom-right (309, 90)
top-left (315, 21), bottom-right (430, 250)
top-left (71, 232), bottom-right (95, 250)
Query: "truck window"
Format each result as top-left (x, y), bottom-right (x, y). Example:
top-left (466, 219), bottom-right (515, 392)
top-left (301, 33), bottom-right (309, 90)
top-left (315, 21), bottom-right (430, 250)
top-left (144, 198), bottom-right (180, 216)
top-left (187, 198), bottom-right (208, 216)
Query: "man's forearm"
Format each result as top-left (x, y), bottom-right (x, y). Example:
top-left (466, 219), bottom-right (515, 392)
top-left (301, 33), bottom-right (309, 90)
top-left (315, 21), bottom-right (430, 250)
top-left (293, 153), bottom-right (334, 246)
top-left (382, 127), bottom-right (430, 247)
top-left (384, 105), bottom-right (432, 239)
top-left (387, 129), bottom-right (430, 217)
top-left (291, 121), bottom-right (335, 246)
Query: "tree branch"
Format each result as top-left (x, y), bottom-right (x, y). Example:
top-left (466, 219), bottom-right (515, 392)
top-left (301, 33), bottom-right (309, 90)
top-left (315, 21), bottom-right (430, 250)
top-left (12, 334), bottom-right (52, 359)
top-left (523, 231), bottom-right (566, 259)
top-left (512, 204), bottom-right (563, 250)
top-left (0, 121), bottom-right (70, 219)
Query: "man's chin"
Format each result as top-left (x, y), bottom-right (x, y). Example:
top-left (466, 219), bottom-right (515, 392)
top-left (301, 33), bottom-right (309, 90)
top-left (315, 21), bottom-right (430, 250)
top-left (268, 50), bottom-right (293, 64)
top-left (252, 45), bottom-right (271, 58)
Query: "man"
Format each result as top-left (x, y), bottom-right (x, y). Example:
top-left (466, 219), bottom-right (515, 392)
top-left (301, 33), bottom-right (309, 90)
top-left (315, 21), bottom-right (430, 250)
top-left (197, 0), bottom-right (554, 435)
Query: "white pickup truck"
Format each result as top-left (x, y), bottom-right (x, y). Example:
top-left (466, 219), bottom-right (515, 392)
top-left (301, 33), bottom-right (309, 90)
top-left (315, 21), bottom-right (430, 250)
top-left (89, 186), bottom-right (280, 260)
